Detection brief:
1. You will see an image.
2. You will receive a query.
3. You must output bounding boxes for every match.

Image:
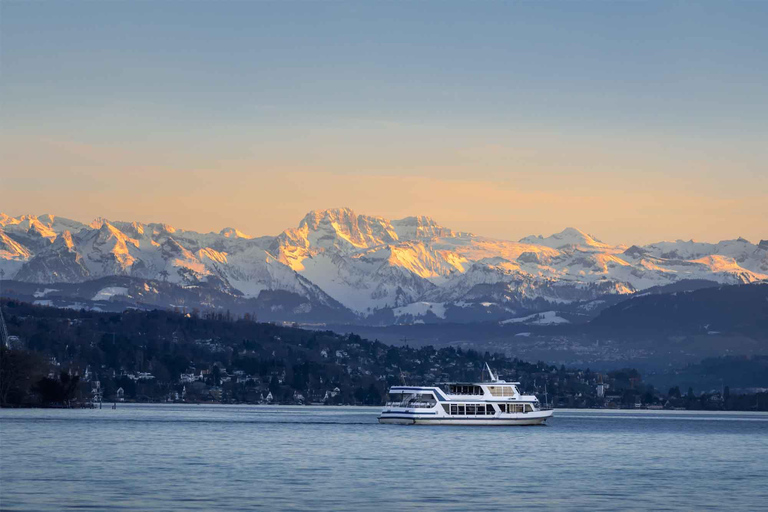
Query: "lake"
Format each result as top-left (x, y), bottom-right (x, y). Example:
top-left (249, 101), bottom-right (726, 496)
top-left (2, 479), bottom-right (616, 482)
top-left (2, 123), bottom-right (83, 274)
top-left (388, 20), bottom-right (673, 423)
top-left (1, 405), bottom-right (767, 511)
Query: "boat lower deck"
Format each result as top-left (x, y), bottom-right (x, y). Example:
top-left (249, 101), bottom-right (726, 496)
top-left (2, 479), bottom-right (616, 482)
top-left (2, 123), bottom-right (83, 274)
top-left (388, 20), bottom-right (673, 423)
top-left (378, 409), bottom-right (553, 426)
top-left (378, 415), bottom-right (550, 426)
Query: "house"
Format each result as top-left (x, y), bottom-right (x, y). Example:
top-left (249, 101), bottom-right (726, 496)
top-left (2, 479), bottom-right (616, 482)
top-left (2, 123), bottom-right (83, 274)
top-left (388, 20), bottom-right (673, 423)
top-left (596, 383), bottom-right (605, 398)
top-left (180, 373), bottom-right (198, 383)
top-left (116, 387), bottom-right (125, 402)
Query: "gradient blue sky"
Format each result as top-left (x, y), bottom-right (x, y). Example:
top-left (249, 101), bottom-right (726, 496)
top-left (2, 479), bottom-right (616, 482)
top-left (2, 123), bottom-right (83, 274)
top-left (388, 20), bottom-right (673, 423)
top-left (2, 1), bottom-right (766, 243)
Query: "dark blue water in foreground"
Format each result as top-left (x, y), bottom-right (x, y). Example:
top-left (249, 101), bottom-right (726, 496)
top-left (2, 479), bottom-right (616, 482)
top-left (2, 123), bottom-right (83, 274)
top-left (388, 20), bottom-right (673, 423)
top-left (1, 405), bottom-right (767, 511)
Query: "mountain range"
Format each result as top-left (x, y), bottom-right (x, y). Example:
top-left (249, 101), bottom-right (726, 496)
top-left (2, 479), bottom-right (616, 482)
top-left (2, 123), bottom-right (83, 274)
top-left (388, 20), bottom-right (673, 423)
top-left (1, 208), bottom-right (767, 324)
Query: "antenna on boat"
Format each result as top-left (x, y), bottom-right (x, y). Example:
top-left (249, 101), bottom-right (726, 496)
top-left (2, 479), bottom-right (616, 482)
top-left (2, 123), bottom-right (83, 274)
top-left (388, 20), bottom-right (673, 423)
top-left (398, 366), bottom-right (407, 386)
top-left (485, 363), bottom-right (497, 383)
top-left (0, 269), bottom-right (9, 349)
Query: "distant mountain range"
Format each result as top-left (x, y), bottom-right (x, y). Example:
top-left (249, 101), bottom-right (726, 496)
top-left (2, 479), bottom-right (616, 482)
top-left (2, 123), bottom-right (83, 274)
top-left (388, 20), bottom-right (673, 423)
top-left (1, 208), bottom-right (767, 324)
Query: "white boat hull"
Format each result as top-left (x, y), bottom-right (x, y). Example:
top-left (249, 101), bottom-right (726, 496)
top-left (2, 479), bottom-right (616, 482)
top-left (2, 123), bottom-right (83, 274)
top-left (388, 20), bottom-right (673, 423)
top-left (378, 410), bottom-right (553, 426)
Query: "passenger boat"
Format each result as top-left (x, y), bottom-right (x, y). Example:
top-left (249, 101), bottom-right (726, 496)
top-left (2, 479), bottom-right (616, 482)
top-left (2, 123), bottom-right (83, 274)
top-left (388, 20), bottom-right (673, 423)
top-left (378, 364), bottom-right (553, 426)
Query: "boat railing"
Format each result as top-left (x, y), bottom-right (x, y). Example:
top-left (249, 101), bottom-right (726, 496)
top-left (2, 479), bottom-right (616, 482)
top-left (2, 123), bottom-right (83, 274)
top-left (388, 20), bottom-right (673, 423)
top-left (385, 401), bottom-right (436, 408)
top-left (537, 404), bottom-right (554, 411)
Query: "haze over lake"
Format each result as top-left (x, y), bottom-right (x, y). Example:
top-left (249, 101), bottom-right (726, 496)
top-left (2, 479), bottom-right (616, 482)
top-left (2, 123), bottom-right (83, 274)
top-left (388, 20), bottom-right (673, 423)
top-left (1, 405), bottom-right (767, 511)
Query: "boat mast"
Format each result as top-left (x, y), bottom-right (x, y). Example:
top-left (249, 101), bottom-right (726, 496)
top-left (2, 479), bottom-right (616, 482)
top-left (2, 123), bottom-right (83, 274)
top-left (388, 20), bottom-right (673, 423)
top-left (0, 269), bottom-right (9, 349)
top-left (485, 362), bottom-right (497, 382)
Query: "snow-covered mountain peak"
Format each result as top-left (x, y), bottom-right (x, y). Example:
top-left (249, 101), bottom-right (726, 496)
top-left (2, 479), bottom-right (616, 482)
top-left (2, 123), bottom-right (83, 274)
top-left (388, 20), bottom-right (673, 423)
top-left (519, 227), bottom-right (611, 251)
top-left (1, 214), bottom-right (65, 243)
top-left (89, 217), bottom-right (108, 230)
top-left (622, 245), bottom-right (649, 259)
top-left (391, 215), bottom-right (456, 240)
top-left (151, 223), bottom-right (177, 236)
top-left (220, 227), bottom-right (251, 239)
top-left (0, 213), bottom-right (26, 228)
top-left (300, 207), bottom-right (357, 229)
top-left (295, 208), bottom-right (399, 250)
top-left (2, 209), bottom-right (767, 323)
top-left (1, 213), bottom-right (85, 234)
top-left (26, 218), bottom-right (58, 241)
top-left (92, 221), bottom-right (139, 251)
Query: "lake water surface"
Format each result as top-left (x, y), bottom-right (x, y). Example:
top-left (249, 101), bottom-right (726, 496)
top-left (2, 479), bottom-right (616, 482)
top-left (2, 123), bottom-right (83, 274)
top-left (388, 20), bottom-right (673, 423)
top-left (1, 405), bottom-right (767, 511)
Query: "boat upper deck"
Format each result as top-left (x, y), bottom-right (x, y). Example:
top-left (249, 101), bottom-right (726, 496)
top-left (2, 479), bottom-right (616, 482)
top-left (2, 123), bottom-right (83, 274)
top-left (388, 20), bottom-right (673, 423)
top-left (388, 381), bottom-right (530, 401)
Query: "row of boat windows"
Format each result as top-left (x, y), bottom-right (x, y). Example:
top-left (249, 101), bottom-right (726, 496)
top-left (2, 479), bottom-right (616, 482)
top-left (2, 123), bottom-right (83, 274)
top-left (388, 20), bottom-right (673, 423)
top-left (498, 403), bottom-right (533, 413)
top-left (388, 393), bottom-right (436, 404)
top-left (448, 385), bottom-right (484, 395)
top-left (443, 404), bottom-right (495, 415)
top-left (445, 385), bottom-right (519, 397)
top-left (488, 386), bottom-right (518, 397)
top-left (441, 403), bottom-right (534, 415)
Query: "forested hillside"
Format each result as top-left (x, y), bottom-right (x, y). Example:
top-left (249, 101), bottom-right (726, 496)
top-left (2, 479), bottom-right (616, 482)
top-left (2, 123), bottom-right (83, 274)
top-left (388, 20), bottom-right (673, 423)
top-left (2, 301), bottom-right (766, 410)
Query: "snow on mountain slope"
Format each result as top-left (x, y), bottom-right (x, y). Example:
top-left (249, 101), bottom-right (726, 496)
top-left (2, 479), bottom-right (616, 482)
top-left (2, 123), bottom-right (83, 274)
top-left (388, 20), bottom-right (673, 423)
top-left (393, 301), bottom-right (447, 320)
top-left (520, 227), bottom-right (617, 252)
top-left (0, 229), bottom-right (31, 260)
top-left (0, 213), bottom-right (335, 310)
top-left (92, 286), bottom-right (129, 301)
top-left (501, 310), bottom-right (570, 325)
top-left (1, 209), bottom-right (766, 322)
top-left (266, 209), bottom-right (464, 311)
top-left (640, 238), bottom-right (768, 275)
top-left (390, 215), bottom-right (457, 240)
top-left (298, 247), bottom-right (438, 313)
top-left (13, 230), bottom-right (91, 283)
top-left (431, 234), bottom-right (559, 264)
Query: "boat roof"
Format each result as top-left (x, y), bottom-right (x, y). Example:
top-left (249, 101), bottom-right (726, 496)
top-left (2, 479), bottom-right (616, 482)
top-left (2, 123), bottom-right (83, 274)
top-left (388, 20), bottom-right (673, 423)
top-left (390, 382), bottom-right (521, 388)
top-left (438, 381), bottom-right (521, 385)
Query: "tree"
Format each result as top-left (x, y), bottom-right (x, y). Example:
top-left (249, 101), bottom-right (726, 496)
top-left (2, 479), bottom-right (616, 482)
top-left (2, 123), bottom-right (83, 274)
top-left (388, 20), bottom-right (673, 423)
top-left (34, 371), bottom-right (81, 406)
top-left (0, 348), bottom-right (44, 407)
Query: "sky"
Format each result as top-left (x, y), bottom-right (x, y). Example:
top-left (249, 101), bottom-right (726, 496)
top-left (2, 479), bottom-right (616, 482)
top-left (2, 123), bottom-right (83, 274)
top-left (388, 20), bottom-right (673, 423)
top-left (1, 0), bottom-right (766, 245)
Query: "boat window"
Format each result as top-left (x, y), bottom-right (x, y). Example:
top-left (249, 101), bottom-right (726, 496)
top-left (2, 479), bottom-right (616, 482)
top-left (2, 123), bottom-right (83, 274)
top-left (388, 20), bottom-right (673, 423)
top-left (525, 404), bottom-right (533, 413)
top-left (450, 385), bottom-right (484, 395)
top-left (448, 403), bottom-right (501, 415)
top-left (489, 386), bottom-right (516, 397)
top-left (499, 404), bottom-right (526, 413)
